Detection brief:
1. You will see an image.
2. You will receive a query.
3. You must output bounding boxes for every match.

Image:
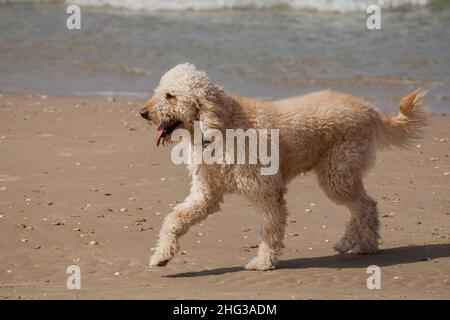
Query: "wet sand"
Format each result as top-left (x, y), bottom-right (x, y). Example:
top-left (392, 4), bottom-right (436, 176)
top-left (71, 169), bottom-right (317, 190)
top-left (0, 94), bottom-right (449, 299)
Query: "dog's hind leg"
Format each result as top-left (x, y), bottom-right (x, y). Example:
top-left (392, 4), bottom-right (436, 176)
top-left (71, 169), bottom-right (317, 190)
top-left (244, 189), bottom-right (288, 271)
top-left (150, 189), bottom-right (222, 267)
top-left (316, 141), bottom-right (380, 255)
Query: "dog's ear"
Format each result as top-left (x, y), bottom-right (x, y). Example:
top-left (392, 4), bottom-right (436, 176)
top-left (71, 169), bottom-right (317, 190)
top-left (196, 96), bottom-right (229, 132)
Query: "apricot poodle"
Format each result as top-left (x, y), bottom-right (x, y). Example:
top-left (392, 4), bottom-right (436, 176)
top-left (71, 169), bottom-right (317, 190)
top-left (139, 63), bottom-right (427, 270)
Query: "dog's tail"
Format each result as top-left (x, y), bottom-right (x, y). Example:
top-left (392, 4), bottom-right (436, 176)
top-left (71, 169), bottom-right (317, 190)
top-left (376, 88), bottom-right (429, 148)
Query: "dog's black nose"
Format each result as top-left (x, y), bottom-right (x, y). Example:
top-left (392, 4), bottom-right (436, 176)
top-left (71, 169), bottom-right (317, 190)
top-left (140, 108), bottom-right (149, 119)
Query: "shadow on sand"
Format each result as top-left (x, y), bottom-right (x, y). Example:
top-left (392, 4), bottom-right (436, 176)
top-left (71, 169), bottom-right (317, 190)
top-left (166, 243), bottom-right (450, 278)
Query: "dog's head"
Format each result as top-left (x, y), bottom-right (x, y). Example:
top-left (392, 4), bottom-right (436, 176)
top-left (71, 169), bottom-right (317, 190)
top-left (140, 63), bottom-right (229, 147)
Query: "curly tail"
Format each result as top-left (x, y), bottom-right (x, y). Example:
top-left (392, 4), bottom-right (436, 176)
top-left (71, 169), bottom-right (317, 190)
top-left (377, 88), bottom-right (429, 148)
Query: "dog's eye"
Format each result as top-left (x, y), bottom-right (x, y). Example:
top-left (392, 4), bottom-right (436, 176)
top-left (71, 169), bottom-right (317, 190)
top-left (165, 93), bottom-right (176, 100)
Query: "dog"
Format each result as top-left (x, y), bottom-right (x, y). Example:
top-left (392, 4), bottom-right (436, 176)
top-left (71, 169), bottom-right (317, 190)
top-left (139, 63), bottom-right (427, 271)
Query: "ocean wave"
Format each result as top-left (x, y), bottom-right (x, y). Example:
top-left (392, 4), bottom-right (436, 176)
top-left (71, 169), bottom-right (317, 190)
top-left (1, 0), bottom-right (432, 12)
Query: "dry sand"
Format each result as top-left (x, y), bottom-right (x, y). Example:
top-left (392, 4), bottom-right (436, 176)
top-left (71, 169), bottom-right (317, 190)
top-left (0, 94), bottom-right (449, 300)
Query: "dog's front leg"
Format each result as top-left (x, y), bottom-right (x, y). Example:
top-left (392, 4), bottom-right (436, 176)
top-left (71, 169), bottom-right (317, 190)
top-left (244, 191), bottom-right (288, 271)
top-left (149, 192), bottom-right (221, 267)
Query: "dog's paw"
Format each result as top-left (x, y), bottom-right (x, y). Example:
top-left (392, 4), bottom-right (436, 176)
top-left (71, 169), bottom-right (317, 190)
top-left (244, 257), bottom-right (276, 271)
top-left (353, 241), bottom-right (378, 255)
top-left (333, 237), bottom-right (355, 254)
top-left (149, 251), bottom-right (172, 267)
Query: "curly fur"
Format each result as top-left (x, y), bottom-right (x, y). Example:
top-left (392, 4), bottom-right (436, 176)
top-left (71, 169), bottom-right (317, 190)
top-left (141, 63), bottom-right (428, 271)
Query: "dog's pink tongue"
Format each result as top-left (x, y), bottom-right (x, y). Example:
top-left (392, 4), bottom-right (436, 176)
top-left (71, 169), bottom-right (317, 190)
top-left (156, 124), bottom-right (166, 147)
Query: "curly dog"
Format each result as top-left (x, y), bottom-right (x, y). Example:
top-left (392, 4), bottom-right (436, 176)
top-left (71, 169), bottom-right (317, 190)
top-left (139, 63), bottom-right (427, 271)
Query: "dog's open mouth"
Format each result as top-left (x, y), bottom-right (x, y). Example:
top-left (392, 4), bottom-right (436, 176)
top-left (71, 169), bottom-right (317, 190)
top-left (156, 120), bottom-right (182, 147)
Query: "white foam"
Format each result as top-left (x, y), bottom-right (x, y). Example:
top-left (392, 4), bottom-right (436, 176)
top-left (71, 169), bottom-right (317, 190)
top-left (66, 0), bottom-right (430, 12)
top-left (0, 0), bottom-right (431, 12)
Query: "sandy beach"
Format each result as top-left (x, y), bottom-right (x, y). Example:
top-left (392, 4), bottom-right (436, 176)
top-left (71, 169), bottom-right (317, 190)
top-left (0, 94), bottom-right (448, 299)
